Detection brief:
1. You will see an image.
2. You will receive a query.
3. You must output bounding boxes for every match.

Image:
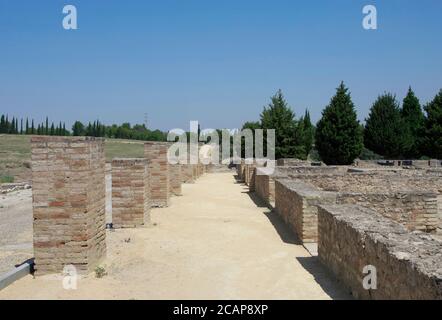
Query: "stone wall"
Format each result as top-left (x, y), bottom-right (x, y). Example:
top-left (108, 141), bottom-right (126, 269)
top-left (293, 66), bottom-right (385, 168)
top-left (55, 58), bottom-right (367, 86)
top-left (254, 166), bottom-right (348, 206)
top-left (289, 171), bottom-right (442, 194)
top-left (276, 159), bottom-right (311, 166)
top-left (144, 142), bottom-right (170, 207)
top-left (318, 204), bottom-right (442, 299)
top-left (355, 159), bottom-right (442, 168)
top-left (275, 179), bottom-right (336, 243)
top-left (31, 136), bottom-right (106, 275)
top-left (169, 164), bottom-right (182, 196)
top-left (287, 171), bottom-right (442, 232)
top-left (182, 164), bottom-right (195, 183)
top-left (111, 158), bottom-right (150, 228)
top-left (337, 192), bottom-right (439, 233)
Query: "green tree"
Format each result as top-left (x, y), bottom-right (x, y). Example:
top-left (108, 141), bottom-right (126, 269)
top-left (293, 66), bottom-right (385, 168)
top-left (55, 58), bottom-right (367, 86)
top-left (297, 109), bottom-right (315, 159)
top-left (364, 93), bottom-right (409, 158)
top-left (422, 89), bottom-right (442, 159)
top-left (0, 115), bottom-right (5, 133)
top-left (260, 90), bottom-right (302, 159)
top-left (315, 82), bottom-right (363, 165)
top-left (401, 87), bottom-right (424, 158)
top-left (72, 121), bottom-right (85, 136)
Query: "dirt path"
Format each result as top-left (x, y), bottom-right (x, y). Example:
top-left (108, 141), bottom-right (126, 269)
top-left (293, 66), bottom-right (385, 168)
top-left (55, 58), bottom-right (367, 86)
top-left (0, 172), bottom-right (349, 299)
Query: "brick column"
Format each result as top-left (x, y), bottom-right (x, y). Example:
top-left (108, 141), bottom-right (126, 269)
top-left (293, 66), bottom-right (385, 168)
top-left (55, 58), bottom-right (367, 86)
top-left (31, 136), bottom-right (106, 275)
top-left (112, 158), bottom-right (150, 228)
top-left (144, 142), bottom-right (170, 207)
top-left (169, 164), bottom-right (182, 196)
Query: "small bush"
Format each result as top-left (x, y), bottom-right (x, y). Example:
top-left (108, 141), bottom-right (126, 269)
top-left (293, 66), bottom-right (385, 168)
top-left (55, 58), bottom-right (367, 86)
top-left (94, 266), bottom-right (107, 278)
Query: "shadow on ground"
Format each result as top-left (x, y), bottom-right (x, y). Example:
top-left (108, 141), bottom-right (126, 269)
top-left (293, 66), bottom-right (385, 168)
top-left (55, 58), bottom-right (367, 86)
top-left (296, 256), bottom-right (352, 300)
top-left (243, 189), bottom-right (301, 245)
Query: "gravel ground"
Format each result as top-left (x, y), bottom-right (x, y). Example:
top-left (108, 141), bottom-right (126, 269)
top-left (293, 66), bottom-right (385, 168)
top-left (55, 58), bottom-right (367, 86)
top-left (0, 189), bottom-right (33, 275)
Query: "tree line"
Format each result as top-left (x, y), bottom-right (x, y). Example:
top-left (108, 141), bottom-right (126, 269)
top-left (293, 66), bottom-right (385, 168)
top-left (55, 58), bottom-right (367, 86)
top-left (242, 83), bottom-right (442, 164)
top-left (0, 116), bottom-right (69, 136)
top-left (0, 115), bottom-right (167, 142)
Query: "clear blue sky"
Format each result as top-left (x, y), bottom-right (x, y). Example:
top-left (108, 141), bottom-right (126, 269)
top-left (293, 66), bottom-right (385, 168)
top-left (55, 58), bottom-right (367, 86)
top-left (1, 0), bottom-right (441, 131)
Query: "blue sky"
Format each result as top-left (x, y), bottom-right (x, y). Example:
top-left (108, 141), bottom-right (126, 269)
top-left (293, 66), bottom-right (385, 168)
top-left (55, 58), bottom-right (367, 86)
top-left (1, 0), bottom-right (441, 131)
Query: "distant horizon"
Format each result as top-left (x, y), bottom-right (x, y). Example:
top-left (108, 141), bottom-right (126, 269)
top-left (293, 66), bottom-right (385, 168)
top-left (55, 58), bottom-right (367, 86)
top-left (1, 0), bottom-right (441, 131)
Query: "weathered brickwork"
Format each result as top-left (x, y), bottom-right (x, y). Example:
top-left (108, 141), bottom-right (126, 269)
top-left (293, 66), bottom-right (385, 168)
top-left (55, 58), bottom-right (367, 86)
top-left (181, 164), bottom-right (195, 183)
top-left (254, 166), bottom-right (348, 206)
top-left (144, 142), bottom-right (170, 207)
top-left (289, 171), bottom-right (442, 233)
top-left (31, 136), bottom-right (106, 275)
top-left (276, 159), bottom-right (311, 166)
top-left (112, 158), bottom-right (150, 228)
top-left (169, 164), bottom-right (182, 196)
top-left (318, 204), bottom-right (442, 299)
top-left (337, 192), bottom-right (439, 233)
top-left (355, 159), bottom-right (442, 168)
top-left (275, 179), bottom-right (336, 243)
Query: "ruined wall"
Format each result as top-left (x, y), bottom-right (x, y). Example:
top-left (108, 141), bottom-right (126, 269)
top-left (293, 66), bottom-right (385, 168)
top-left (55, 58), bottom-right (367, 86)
top-left (276, 159), bottom-right (311, 166)
top-left (275, 179), bottom-right (336, 243)
top-left (289, 171), bottom-right (442, 194)
top-left (112, 158), bottom-right (150, 228)
top-left (31, 136), bottom-right (106, 275)
top-left (144, 142), bottom-right (170, 207)
top-left (355, 159), bottom-right (442, 168)
top-left (181, 164), bottom-right (195, 183)
top-left (318, 204), bottom-right (442, 299)
top-left (337, 192), bottom-right (439, 233)
top-left (254, 166), bottom-right (347, 205)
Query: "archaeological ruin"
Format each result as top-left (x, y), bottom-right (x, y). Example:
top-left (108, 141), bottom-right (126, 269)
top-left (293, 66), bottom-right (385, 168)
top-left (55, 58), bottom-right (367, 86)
top-left (2, 134), bottom-right (440, 299)
top-left (242, 159), bottom-right (442, 299)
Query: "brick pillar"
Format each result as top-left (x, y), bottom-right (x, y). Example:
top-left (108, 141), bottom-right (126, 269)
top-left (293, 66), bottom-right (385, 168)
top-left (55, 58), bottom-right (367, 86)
top-left (144, 142), bottom-right (170, 207)
top-left (112, 158), bottom-right (150, 228)
top-left (31, 136), bottom-right (106, 275)
top-left (169, 164), bottom-right (182, 196)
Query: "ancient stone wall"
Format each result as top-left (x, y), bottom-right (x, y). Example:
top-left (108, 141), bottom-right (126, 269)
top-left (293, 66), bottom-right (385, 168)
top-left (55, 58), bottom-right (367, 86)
top-left (275, 179), bottom-right (336, 243)
top-left (355, 159), bottom-right (442, 168)
top-left (112, 158), bottom-right (150, 228)
top-left (318, 204), bottom-right (442, 299)
top-left (289, 171), bottom-right (442, 194)
top-left (31, 136), bottom-right (106, 275)
top-left (254, 166), bottom-right (347, 205)
top-left (144, 142), bottom-right (170, 207)
top-left (181, 164), bottom-right (195, 183)
top-left (337, 192), bottom-right (438, 232)
top-left (276, 159), bottom-right (311, 166)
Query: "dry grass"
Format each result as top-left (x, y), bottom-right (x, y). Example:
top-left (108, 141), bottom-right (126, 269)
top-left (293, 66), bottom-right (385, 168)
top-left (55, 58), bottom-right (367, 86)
top-left (0, 135), bottom-right (145, 182)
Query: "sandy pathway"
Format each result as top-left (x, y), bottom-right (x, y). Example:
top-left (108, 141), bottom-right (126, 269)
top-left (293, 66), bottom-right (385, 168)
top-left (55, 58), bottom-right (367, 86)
top-left (0, 172), bottom-right (349, 299)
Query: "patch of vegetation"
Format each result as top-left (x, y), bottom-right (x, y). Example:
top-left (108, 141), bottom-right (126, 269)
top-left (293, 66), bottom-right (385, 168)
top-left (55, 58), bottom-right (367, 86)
top-left (94, 266), bottom-right (107, 278)
top-left (0, 175), bottom-right (14, 183)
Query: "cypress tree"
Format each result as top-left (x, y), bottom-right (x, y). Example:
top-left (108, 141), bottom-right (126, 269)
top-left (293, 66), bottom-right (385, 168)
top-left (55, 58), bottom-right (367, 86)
top-left (0, 115), bottom-right (5, 133)
top-left (315, 82), bottom-right (363, 165)
top-left (31, 119), bottom-right (35, 134)
top-left (20, 119), bottom-right (23, 134)
top-left (401, 87), bottom-right (424, 158)
top-left (422, 89), bottom-right (442, 159)
top-left (364, 93), bottom-right (409, 158)
top-left (25, 118), bottom-right (29, 134)
top-left (260, 89), bottom-right (302, 159)
top-left (45, 117), bottom-right (49, 135)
